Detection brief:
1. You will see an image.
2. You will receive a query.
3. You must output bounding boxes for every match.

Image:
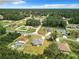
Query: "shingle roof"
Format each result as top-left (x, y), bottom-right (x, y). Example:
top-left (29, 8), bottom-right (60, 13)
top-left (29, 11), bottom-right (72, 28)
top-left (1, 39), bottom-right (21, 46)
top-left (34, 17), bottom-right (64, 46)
top-left (32, 38), bottom-right (44, 45)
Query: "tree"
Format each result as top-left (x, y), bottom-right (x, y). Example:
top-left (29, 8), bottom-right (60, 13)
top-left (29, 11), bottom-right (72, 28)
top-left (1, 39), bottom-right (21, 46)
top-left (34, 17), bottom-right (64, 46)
top-left (26, 19), bottom-right (40, 26)
top-left (0, 25), bottom-right (6, 35)
top-left (52, 31), bottom-right (58, 40)
top-left (44, 42), bottom-right (61, 59)
top-left (59, 21), bottom-right (67, 28)
top-left (42, 16), bottom-right (66, 28)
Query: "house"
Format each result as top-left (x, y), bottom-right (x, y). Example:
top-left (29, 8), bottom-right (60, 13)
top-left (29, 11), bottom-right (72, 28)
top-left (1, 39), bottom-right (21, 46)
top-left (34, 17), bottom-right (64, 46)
top-left (32, 38), bottom-right (44, 46)
top-left (45, 27), bottom-right (51, 32)
top-left (57, 28), bottom-right (67, 35)
top-left (66, 24), bottom-right (76, 29)
top-left (12, 35), bottom-right (28, 48)
top-left (66, 24), bottom-right (79, 30)
top-left (76, 25), bottom-right (79, 29)
top-left (15, 41), bottom-right (25, 47)
top-left (11, 41), bottom-right (26, 49)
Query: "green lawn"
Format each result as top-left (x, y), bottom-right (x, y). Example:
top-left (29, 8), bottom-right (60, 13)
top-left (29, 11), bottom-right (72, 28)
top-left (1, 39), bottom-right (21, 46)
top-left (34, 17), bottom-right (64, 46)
top-left (17, 26), bottom-right (27, 30)
top-left (17, 26), bottom-right (36, 33)
top-left (0, 20), bottom-right (14, 27)
top-left (26, 28), bottom-right (36, 33)
top-left (6, 27), bottom-right (16, 31)
top-left (38, 27), bottom-right (47, 35)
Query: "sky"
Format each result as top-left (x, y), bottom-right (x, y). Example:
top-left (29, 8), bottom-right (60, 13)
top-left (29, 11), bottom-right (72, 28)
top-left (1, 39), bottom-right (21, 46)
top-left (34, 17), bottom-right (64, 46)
top-left (0, 0), bottom-right (79, 9)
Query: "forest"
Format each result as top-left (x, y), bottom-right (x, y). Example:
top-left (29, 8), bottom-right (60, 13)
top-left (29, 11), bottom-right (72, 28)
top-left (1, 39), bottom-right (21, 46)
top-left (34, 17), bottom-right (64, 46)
top-left (0, 9), bottom-right (79, 24)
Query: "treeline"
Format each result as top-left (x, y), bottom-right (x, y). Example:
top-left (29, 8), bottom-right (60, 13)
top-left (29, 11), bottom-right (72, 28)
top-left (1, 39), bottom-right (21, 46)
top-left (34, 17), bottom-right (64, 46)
top-left (0, 9), bottom-right (79, 23)
top-left (0, 9), bottom-right (25, 20)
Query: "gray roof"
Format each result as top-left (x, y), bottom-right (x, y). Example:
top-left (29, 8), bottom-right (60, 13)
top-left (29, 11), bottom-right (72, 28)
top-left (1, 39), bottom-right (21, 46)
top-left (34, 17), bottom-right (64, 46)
top-left (46, 27), bottom-right (51, 32)
top-left (15, 41), bottom-right (24, 46)
top-left (32, 39), bottom-right (44, 45)
top-left (67, 24), bottom-right (79, 28)
top-left (57, 28), bottom-right (66, 35)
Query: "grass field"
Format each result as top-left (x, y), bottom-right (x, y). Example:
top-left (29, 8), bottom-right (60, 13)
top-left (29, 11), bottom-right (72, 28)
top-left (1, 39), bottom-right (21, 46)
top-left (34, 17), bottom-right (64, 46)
top-left (26, 28), bottom-right (36, 33)
top-left (38, 27), bottom-right (47, 35)
top-left (0, 20), bottom-right (14, 27)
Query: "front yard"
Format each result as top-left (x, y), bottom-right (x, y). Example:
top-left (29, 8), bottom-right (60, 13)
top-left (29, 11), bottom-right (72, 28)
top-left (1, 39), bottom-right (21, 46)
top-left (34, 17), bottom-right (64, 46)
top-left (23, 40), bottom-right (51, 55)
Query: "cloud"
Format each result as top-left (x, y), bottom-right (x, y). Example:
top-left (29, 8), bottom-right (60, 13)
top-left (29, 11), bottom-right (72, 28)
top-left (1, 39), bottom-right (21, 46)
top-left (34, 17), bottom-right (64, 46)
top-left (42, 4), bottom-right (79, 8)
top-left (0, 0), bottom-right (21, 2)
top-left (12, 0), bottom-right (25, 5)
top-left (0, 0), bottom-right (25, 4)
top-left (22, 4), bottom-right (79, 9)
